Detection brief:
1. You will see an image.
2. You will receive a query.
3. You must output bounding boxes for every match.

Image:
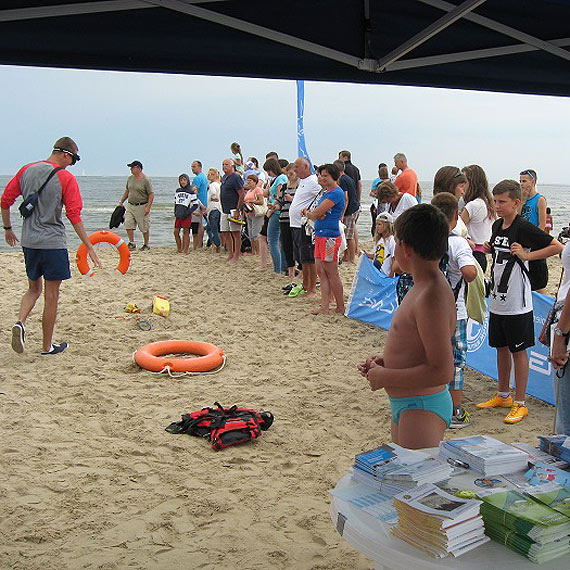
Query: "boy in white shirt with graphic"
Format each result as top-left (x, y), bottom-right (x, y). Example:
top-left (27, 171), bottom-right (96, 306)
top-left (478, 180), bottom-right (562, 423)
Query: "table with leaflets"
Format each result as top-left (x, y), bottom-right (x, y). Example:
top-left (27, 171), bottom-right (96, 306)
top-left (329, 446), bottom-right (570, 570)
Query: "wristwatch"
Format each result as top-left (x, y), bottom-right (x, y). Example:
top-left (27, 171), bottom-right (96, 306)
top-left (554, 326), bottom-right (569, 338)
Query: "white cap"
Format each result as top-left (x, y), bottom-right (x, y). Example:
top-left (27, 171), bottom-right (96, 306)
top-left (376, 211), bottom-right (394, 223)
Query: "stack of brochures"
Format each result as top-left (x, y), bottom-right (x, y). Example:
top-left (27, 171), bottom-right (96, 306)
top-left (352, 444), bottom-right (451, 493)
top-left (538, 435), bottom-right (570, 464)
top-left (480, 489), bottom-right (570, 563)
top-left (439, 435), bottom-right (529, 476)
top-left (510, 441), bottom-right (569, 469)
top-left (392, 483), bottom-right (489, 558)
top-left (525, 462), bottom-right (570, 487)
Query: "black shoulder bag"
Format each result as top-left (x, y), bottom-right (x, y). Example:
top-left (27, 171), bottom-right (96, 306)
top-left (19, 166), bottom-right (64, 219)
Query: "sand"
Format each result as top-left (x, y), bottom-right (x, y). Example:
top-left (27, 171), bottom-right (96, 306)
top-left (0, 244), bottom-right (561, 570)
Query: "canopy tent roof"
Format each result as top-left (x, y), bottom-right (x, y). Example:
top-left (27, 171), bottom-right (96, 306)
top-left (2, 0), bottom-right (570, 97)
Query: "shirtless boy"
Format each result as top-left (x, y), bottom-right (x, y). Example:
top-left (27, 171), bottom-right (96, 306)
top-left (358, 204), bottom-right (456, 448)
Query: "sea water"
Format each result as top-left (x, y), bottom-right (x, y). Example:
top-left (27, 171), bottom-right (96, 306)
top-left (1, 174), bottom-right (569, 252)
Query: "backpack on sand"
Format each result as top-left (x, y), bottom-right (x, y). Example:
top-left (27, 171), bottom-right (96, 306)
top-left (165, 402), bottom-right (274, 451)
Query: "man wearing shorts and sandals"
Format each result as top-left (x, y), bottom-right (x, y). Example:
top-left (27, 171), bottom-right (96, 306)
top-left (118, 160), bottom-right (154, 251)
top-left (290, 157), bottom-right (321, 297)
top-left (220, 158), bottom-right (244, 262)
top-left (1, 137), bottom-right (101, 355)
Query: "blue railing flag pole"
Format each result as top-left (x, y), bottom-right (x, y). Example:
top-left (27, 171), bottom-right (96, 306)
top-left (296, 80), bottom-right (314, 170)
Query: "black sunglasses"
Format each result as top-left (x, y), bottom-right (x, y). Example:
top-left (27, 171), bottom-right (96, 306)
top-left (54, 147), bottom-right (81, 165)
top-left (453, 168), bottom-right (463, 178)
top-left (520, 169), bottom-right (535, 180)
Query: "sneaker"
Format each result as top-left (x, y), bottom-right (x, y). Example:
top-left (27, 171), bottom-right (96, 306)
top-left (504, 403), bottom-right (529, 424)
top-left (282, 282), bottom-right (297, 292)
top-left (41, 341), bottom-right (68, 355)
top-left (288, 284), bottom-right (305, 298)
top-left (140, 244), bottom-right (150, 251)
top-left (11, 321), bottom-right (25, 353)
top-left (450, 407), bottom-right (471, 429)
top-left (128, 242), bottom-right (136, 251)
top-left (476, 393), bottom-right (513, 409)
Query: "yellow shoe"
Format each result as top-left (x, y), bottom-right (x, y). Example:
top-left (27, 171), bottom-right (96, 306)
top-left (504, 403), bottom-right (529, 424)
top-left (476, 393), bottom-right (513, 409)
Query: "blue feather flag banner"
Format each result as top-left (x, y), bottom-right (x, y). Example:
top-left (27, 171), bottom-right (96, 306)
top-left (296, 80), bottom-right (313, 170)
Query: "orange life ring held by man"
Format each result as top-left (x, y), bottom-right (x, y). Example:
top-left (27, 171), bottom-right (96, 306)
top-left (134, 340), bottom-right (225, 373)
top-left (76, 231), bottom-right (130, 276)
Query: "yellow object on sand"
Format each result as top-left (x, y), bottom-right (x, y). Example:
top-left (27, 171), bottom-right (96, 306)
top-left (152, 295), bottom-right (170, 317)
top-left (125, 302), bottom-right (141, 314)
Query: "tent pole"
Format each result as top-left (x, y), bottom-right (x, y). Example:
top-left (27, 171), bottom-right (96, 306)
top-left (375, 0), bottom-right (487, 71)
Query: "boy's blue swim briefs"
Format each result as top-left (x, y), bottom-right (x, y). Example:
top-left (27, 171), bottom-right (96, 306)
top-left (389, 387), bottom-right (453, 427)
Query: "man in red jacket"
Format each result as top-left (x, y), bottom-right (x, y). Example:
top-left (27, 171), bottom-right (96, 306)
top-left (1, 137), bottom-right (101, 355)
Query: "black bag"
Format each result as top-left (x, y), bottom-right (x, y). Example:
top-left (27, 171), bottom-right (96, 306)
top-left (19, 167), bottom-right (63, 218)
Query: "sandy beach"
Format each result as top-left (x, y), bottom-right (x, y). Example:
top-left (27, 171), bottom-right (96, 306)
top-left (0, 244), bottom-right (561, 569)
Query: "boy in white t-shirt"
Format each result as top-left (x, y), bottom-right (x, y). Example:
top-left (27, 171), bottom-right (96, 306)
top-left (478, 180), bottom-right (562, 424)
top-left (431, 193), bottom-right (477, 428)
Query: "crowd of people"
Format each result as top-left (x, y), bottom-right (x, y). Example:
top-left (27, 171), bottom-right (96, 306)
top-left (2, 137), bottom-right (569, 444)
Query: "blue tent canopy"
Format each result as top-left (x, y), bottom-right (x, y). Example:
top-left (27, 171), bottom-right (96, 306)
top-left (1, 0), bottom-right (570, 97)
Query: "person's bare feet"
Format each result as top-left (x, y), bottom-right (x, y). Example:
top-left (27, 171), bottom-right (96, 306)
top-left (304, 290), bottom-right (317, 298)
top-left (256, 266), bottom-right (268, 271)
top-left (310, 306), bottom-right (329, 315)
top-left (335, 306), bottom-right (345, 314)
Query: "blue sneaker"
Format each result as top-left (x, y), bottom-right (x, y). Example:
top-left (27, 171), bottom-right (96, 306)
top-left (41, 341), bottom-right (68, 355)
top-left (11, 321), bottom-right (25, 353)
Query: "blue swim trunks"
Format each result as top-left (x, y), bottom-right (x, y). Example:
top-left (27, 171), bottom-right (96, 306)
top-left (23, 247), bottom-right (71, 281)
top-left (389, 387), bottom-right (453, 427)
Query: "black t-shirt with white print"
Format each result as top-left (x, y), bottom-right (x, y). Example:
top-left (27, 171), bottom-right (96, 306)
top-left (490, 215), bottom-right (553, 315)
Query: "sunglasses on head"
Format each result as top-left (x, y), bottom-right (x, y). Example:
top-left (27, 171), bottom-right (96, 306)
top-left (453, 168), bottom-right (463, 178)
top-left (54, 147), bottom-right (80, 165)
top-left (520, 169), bottom-right (535, 180)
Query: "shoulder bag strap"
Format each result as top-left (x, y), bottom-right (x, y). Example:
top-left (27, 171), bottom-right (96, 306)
top-left (37, 166), bottom-right (64, 196)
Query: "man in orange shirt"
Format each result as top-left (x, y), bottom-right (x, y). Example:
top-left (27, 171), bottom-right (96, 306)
top-left (393, 153), bottom-right (418, 198)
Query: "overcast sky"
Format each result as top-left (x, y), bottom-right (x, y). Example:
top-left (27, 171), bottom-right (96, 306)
top-left (1, 64), bottom-right (569, 184)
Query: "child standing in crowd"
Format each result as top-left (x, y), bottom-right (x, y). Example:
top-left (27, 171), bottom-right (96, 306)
top-left (303, 163), bottom-right (345, 315)
top-left (359, 204), bottom-right (456, 448)
top-left (365, 211), bottom-right (395, 277)
top-left (431, 193), bottom-right (477, 429)
top-left (173, 173), bottom-right (199, 254)
top-left (478, 180), bottom-right (562, 424)
top-left (230, 142), bottom-right (244, 175)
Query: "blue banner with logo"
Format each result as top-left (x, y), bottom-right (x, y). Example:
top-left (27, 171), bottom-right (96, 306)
top-left (296, 80), bottom-right (313, 168)
top-left (345, 255), bottom-right (398, 330)
top-left (345, 255), bottom-right (555, 405)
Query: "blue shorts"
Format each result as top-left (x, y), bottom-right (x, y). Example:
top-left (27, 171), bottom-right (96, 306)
top-left (23, 248), bottom-right (71, 281)
top-left (389, 387), bottom-right (453, 427)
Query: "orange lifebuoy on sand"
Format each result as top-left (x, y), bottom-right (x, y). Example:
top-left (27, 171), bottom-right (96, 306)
top-left (134, 340), bottom-right (225, 374)
top-left (76, 231), bottom-right (130, 276)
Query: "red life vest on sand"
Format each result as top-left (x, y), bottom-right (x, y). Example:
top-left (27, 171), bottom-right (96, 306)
top-left (166, 402), bottom-right (274, 451)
